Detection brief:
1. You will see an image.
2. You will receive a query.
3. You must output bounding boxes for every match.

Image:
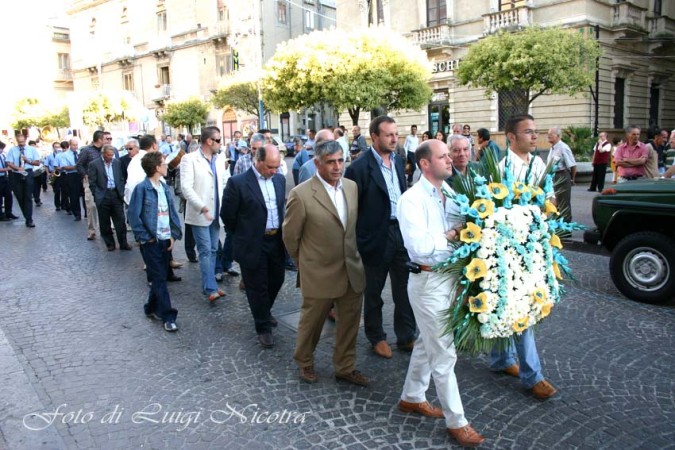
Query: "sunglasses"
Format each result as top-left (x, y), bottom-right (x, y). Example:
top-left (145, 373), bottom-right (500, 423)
top-left (211, 138), bottom-right (221, 143)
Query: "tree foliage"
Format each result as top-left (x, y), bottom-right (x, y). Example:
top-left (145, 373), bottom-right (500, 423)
top-left (162, 98), bottom-right (210, 132)
top-left (562, 125), bottom-right (594, 161)
top-left (12, 98), bottom-right (70, 132)
top-left (81, 91), bottom-right (136, 127)
top-left (212, 72), bottom-right (260, 120)
top-left (456, 27), bottom-right (602, 105)
top-left (263, 28), bottom-right (432, 125)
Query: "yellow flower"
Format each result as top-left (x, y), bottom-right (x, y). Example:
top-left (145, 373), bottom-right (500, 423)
top-left (512, 317), bottom-right (529, 333)
top-left (531, 288), bottom-right (547, 304)
top-left (471, 199), bottom-right (495, 219)
top-left (531, 186), bottom-right (544, 198)
top-left (544, 200), bottom-right (558, 215)
top-left (550, 234), bottom-right (563, 249)
top-left (468, 292), bottom-right (489, 313)
top-left (512, 182), bottom-right (530, 198)
top-left (465, 258), bottom-right (487, 282)
top-left (541, 303), bottom-right (554, 318)
top-left (488, 183), bottom-right (508, 200)
top-left (552, 262), bottom-right (563, 280)
top-left (460, 222), bottom-right (482, 244)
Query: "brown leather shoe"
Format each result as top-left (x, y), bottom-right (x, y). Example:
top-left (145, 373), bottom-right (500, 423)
top-left (531, 379), bottom-right (558, 400)
top-left (169, 260), bottom-right (183, 269)
top-left (447, 424), bottom-right (485, 447)
top-left (398, 400), bottom-right (443, 418)
top-left (373, 340), bottom-right (393, 359)
top-left (398, 340), bottom-right (416, 352)
top-left (299, 365), bottom-right (318, 384)
top-left (335, 370), bottom-right (369, 387)
top-left (503, 364), bottom-right (520, 378)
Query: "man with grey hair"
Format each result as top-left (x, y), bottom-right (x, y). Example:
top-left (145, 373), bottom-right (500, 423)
top-left (222, 144), bottom-right (286, 348)
top-left (445, 134), bottom-right (476, 185)
top-left (614, 125), bottom-right (648, 182)
top-left (119, 138), bottom-right (139, 182)
top-left (283, 140), bottom-right (367, 386)
top-left (298, 129), bottom-right (335, 184)
top-left (234, 133), bottom-right (264, 175)
top-left (547, 127), bottom-right (576, 224)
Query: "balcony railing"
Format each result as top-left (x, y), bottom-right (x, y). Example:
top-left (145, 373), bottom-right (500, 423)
top-left (612, 2), bottom-right (647, 30)
top-left (161, 84), bottom-right (171, 98)
top-left (55, 69), bottom-right (73, 81)
top-left (483, 7), bottom-right (532, 35)
top-left (409, 23), bottom-right (451, 47)
top-left (648, 15), bottom-right (675, 36)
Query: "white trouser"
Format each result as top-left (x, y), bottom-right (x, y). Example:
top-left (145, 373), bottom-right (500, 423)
top-left (400, 270), bottom-right (468, 429)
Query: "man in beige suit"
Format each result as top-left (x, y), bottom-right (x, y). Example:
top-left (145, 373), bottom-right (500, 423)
top-left (283, 140), bottom-right (368, 386)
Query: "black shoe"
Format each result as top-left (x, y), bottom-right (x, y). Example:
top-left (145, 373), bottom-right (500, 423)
top-left (586, 189), bottom-right (595, 192)
top-left (26, 221), bottom-right (35, 228)
top-left (225, 269), bottom-right (239, 276)
top-left (66, 211), bottom-right (72, 215)
top-left (8, 214), bottom-right (19, 219)
top-left (74, 217), bottom-right (82, 221)
top-left (55, 208), bottom-right (61, 211)
top-left (35, 202), bottom-right (42, 207)
top-left (188, 256), bottom-right (198, 263)
top-left (167, 275), bottom-right (182, 282)
top-left (120, 244), bottom-right (133, 250)
top-left (258, 332), bottom-right (274, 348)
top-left (0, 216), bottom-right (9, 222)
top-left (107, 245), bottom-right (116, 251)
top-left (285, 263), bottom-right (298, 272)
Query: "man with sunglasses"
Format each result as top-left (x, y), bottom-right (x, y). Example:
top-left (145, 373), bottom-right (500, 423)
top-left (180, 127), bottom-right (230, 302)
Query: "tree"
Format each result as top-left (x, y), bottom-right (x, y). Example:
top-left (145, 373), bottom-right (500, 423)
top-left (212, 71), bottom-right (261, 120)
top-left (263, 28), bottom-right (432, 125)
top-left (456, 27), bottom-right (601, 106)
top-left (81, 91), bottom-right (136, 127)
top-left (161, 98), bottom-right (209, 133)
top-left (12, 98), bottom-right (70, 137)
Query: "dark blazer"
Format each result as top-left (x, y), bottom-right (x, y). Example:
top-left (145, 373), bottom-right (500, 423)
top-left (119, 154), bottom-right (132, 182)
top-left (88, 157), bottom-right (125, 206)
top-left (221, 168), bottom-right (286, 268)
top-left (344, 148), bottom-right (407, 266)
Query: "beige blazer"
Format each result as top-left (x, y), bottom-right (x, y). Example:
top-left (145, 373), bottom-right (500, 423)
top-left (180, 150), bottom-right (229, 227)
top-left (283, 176), bottom-right (365, 299)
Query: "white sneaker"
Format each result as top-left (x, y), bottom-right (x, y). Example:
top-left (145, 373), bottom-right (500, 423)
top-left (215, 273), bottom-right (223, 282)
top-left (164, 321), bottom-right (178, 332)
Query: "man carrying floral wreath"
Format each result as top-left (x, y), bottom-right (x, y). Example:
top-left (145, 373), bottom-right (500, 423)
top-left (492, 114), bottom-right (558, 400)
top-left (396, 138), bottom-right (485, 447)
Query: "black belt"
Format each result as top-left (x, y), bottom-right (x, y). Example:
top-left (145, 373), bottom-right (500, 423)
top-left (106, 188), bottom-right (117, 191)
top-left (622, 175), bottom-right (642, 181)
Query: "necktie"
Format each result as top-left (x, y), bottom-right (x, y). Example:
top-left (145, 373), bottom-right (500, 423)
top-left (0, 154), bottom-right (5, 168)
top-left (20, 147), bottom-right (25, 168)
top-left (73, 151), bottom-right (79, 163)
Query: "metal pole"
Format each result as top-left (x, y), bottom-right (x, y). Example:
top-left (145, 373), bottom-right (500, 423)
top-left (594, 24), bottom-right (600, 137)
top-left (257, 0), bottom-right (265, 129)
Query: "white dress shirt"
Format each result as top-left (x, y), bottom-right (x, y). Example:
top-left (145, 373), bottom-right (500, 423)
top-left (500, 149), bottom-right (547, 183)
top-left (397, 175), bottom-right (461, 266)
top-left (124, 150), bottom-right (148, 204)
top-left (316, 173), bottom-right (347, 229)
top-left (252, 165), bottom-right (280, 229)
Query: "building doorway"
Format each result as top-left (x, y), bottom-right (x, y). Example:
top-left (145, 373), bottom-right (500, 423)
top-left (221, 108), bottom-right (237, 142)
top-left (428, 91), bottom-right (450, 138)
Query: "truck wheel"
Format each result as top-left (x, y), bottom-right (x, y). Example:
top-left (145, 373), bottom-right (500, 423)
top-left (609, 232), bottom-right (675, 304)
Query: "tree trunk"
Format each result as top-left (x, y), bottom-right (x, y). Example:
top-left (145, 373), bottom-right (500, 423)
top-left (348, 107), bottom-right (360, 125)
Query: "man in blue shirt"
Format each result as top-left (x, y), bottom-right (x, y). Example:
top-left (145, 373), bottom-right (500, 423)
top-left (6, 134), bottom-right (41, 227)
top-left (57, 137), bottom-right (82, 220)
top-left (46, 141), bottom-right (64, 211)
top-left (0, 141), bottom-right (17, 221)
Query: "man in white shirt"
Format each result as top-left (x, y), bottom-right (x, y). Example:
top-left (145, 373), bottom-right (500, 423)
top-left (404, 125), bottom-right (419, 185)
top-left (494, 114), bottom-right (558, 401)
top-left (547, 127), bottom-right (576, 223)
top-left (397, 138), bottom-right (485, 447)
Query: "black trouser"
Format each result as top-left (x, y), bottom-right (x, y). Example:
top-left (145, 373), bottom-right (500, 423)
top-left (65, 172), bottom-right (82, 218)
top-left (9, 172), bottom-right (33, 223)
top-left (406, 151), bottom-right (416, 184)
top-left (589, 163), bottom-right (608, 192)
top-left (97, 189), bottom-right (128, 248)
top-left (140, 239), bottom-right (177, 323)
top-left (0, 175), bottom-right (13, 218)
top-left (33, 173), bottom-right (44, 204)
top-left (240, 235), bottom-right (285, 335)
top-left (182, 203), bottom-right (197, 260)
top-left (363, 221), bottom-right (417, 346)
top-left (60, 173), bottom-right (71, 212)
top-left (52, 174), bottom-right (63, 209)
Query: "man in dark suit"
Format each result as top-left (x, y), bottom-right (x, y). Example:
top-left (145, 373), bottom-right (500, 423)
top-left (344, 115), bottom-right (417, 359)
top-left (119, 138), bottom-right (139, 182)
top-left (221, 144), bottom-right (286, 348)
top-left (88, 145), bottom-right (131, 251)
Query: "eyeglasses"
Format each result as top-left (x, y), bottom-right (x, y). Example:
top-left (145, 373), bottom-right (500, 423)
top-left (518, 129), bottom-right (540, 136)
top-left (125, 147), bottom-right (135, 150)
top-left (105, 137), bottom-right (113, 141)
top-left (211, 138), bottom-right (221, 143)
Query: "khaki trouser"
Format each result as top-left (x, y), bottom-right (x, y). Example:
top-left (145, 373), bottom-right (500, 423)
top-left (83, 176), bottom-right (98, 236)
top-left (294, 283), bottom-right (362, 375)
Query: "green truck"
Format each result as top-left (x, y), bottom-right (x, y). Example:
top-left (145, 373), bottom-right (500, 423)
top-left (584, 179), bottom-right (675, 304)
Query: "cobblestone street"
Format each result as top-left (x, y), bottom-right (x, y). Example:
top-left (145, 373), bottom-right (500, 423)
top-left (1, 185), bottom-right (674, 450)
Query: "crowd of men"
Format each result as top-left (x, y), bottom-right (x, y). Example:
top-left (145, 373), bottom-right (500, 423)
top-left (2, 116), bottom-right (675, 447)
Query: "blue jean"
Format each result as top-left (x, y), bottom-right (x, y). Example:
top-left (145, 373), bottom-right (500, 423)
top-left (140, 239), bottom-right (177, 323)
top-left (490, 328), bottom-right (544, 389)
top-left (215, 232), bottom-right (235, 274)
top-left (191, 219), bottom-right (220, 295)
